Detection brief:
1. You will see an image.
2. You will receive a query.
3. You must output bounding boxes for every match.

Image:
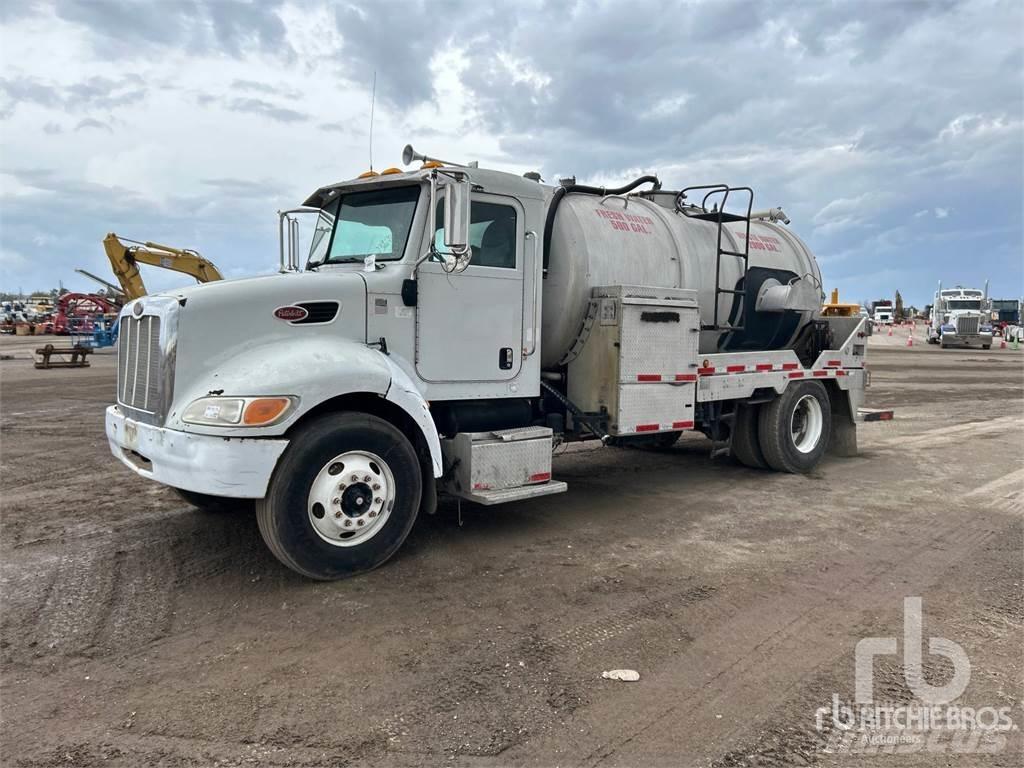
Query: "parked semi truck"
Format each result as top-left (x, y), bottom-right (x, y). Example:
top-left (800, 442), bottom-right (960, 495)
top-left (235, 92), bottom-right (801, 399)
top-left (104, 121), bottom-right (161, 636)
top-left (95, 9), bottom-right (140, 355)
top-left (871, 300), bottom-right (894, 325)
top-left (106, 145), bottom-right (875, 580)
top-left (927, 283), bottom-right (993, 348)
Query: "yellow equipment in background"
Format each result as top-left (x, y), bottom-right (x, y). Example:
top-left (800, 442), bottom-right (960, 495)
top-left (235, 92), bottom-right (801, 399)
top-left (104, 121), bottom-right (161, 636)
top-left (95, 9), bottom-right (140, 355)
top-left (821, 288), bottom-right (861, 317)
top-left (102, 232), bottom-right (224, 301)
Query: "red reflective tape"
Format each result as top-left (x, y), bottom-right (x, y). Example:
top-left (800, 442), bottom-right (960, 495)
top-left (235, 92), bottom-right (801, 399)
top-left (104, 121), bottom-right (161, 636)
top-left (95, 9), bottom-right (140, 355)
top-left (755, 363), bottom-right (774, 372)
top-left (781, 362), bottom-right (799, 370)
top-left (529, 472), bottom-right (551, 483)
top-left (835, 370), bottom-right (847, 376)
top-left (674, 373), bottom-right (697, 382)
top-left (697, 367), bottom-right (716, 375)
top-left (813, 370), bottom-right (829, 377)
top-left (827, 359), bottom-right (842, 367)
top-left (878, 412), bottom-right (894, 421)
top-left (726, 364), bottom-right (745, 373)
top-left (672, 420), bottom-right (694, 429)
top-left (473, 482), bottom-right (491, 490)
top-left (636, 374), bottom-right (662, 382)
top-left (635, 424), bottom-right (659, 432)
top-left (788, 371), bottom-right (804, 379)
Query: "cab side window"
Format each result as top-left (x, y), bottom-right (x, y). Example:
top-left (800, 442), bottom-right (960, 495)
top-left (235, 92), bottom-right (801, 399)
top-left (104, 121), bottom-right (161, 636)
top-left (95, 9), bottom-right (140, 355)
top-left (434, 200), bottom-right (517, 269)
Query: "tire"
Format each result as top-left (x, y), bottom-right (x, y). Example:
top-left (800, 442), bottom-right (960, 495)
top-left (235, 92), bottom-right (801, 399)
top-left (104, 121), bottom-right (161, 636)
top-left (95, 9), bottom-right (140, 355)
top-left (731, 403), bottom-right (768, 469)
top-left (174, 487), bottom-right (255, 514)
top-left (982, 345), bottom-right (990, 350)
top-left (757, 382), bottom-right (831, 474)
top-left (256, 412), bottom-right (422, 580)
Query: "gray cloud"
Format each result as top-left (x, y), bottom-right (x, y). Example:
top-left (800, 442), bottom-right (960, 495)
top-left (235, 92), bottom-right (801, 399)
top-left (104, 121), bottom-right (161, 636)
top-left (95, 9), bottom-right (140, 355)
top-left (0, 74), bottom-right (146, 119)
top-left (224, 97), bottom-right (307, 123)
top-left (74, 117), bottom-right (112, 133)
top-left (52, 0), bottom-right (291, 58)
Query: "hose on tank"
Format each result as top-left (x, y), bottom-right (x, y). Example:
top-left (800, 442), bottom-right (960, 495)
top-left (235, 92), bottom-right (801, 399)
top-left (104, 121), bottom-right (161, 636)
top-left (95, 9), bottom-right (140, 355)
top-left (542, 175), bottom-right (661, 273)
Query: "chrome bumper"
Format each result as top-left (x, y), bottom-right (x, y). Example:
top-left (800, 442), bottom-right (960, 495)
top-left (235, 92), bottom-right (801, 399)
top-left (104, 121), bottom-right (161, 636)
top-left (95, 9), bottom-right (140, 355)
top-left (105, 405), bottom-right (288, 498)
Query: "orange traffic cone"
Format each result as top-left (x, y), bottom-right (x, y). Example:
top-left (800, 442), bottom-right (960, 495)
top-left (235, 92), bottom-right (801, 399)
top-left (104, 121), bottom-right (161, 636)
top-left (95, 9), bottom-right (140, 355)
top-left (1000, 337), bottom-right (1007, 349)
top-left (906, 333), bottom-right (913, 347)
top-left (888, 326), bottom-right (893, 336)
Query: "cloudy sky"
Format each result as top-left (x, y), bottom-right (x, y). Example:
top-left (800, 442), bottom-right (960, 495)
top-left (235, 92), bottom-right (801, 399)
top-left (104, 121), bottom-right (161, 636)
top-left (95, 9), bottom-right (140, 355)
top-left (1, 0), bottom-right (1021, 306)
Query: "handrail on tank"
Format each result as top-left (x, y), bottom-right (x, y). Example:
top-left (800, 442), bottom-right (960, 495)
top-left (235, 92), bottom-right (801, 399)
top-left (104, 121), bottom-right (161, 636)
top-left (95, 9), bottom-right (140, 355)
top-left (675, 184), bottom-right (755, 331)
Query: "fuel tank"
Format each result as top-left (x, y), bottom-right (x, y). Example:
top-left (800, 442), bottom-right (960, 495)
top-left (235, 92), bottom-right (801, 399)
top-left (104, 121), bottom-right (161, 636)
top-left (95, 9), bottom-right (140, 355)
top-left (541, 191), bottom-right (822, 367)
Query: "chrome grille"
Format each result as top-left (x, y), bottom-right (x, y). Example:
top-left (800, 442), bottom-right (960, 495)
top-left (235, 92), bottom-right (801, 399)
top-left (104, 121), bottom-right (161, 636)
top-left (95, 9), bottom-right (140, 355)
top-left (118, 315), bottom-right (162, 413)
top-left (956, 315), bottom-right (980, 335)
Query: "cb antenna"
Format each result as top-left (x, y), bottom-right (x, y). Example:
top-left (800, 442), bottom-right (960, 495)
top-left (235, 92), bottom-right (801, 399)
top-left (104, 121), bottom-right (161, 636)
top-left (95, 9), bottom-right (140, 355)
top-left (368, 70), bottom-right (376, 172)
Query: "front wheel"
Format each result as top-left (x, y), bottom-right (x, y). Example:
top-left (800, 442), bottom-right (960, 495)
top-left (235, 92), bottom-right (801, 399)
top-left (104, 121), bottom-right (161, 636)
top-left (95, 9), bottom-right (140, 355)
top-left (757, 382), bottom-right (831, 474)
top-left (256, 413), bottom-right (422, 580)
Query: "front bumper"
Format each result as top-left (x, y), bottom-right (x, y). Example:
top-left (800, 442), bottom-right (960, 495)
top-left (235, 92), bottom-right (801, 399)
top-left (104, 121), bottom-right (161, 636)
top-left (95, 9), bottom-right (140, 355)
top-left (941, 332), bottom-right (993, 346)
top-left (105, 405), bottom-right (288, 498)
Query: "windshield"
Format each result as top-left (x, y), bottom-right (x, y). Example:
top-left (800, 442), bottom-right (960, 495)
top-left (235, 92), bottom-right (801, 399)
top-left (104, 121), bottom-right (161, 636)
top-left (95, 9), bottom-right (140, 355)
top-left (308, 185), bottom-right (420, 266)
top-left (947, 300), bottom-right (981, 310)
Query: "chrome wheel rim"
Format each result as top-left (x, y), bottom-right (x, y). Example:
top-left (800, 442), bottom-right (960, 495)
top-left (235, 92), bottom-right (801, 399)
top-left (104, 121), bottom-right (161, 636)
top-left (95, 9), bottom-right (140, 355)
top-left (790, 394), bottom-right (823, 454)
top-left (308, 450), bottom-right (395, 547)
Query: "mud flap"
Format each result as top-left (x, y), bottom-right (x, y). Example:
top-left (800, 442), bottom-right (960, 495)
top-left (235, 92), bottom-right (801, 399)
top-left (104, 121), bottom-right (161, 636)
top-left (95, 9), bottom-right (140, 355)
top-left (828, 388), bottom-right (858, 458)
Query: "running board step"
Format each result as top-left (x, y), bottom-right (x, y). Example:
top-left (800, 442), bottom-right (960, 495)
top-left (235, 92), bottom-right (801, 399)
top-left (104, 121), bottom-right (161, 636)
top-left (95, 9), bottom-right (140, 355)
top-left (455, 481), bottom-right (569, 506)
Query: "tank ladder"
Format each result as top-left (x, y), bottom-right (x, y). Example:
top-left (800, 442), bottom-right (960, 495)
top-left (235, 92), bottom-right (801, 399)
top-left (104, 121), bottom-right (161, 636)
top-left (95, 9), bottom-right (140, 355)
top-left (677, 184), bottom-right (754, 332)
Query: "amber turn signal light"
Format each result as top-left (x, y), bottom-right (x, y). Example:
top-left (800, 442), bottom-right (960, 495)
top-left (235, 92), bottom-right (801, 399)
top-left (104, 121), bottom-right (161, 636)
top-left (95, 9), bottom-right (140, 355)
top-left (242, 397), bottom-right (292, 425)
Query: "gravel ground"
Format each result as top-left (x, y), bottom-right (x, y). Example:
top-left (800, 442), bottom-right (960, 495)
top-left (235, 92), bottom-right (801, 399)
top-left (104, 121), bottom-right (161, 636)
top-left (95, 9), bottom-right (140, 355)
top-left (1, 329), bottom-right (1021, 767)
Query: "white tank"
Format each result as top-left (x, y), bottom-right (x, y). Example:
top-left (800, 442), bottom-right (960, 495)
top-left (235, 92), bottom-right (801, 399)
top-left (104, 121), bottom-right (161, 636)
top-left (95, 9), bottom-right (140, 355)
top-left (541, 191), bottom-right (822, 367)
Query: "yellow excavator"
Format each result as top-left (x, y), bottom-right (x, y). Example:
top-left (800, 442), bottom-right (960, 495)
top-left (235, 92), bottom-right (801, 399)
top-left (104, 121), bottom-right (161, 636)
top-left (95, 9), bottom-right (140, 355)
top-left (102, 232), bottom-right (224, 301)
top-left (821, 287), bottom-right (862, 318)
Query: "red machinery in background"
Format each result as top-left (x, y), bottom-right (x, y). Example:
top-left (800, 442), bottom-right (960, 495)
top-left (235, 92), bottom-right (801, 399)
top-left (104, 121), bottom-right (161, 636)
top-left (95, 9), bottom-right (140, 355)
top-left (51, 293), bottom-right (120, 335)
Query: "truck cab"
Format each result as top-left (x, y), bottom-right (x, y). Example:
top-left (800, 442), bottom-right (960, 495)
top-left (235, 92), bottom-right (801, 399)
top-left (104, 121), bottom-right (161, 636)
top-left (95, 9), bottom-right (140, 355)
top-left (927, 286), bottom-right (993, 349)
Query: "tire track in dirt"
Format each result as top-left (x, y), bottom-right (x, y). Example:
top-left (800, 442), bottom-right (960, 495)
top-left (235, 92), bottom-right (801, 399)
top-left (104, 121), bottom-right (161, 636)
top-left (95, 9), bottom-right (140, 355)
top-left (493, 491), bottom-right (1012, 767)
top-left (380, 583), bottom-right (717, 757)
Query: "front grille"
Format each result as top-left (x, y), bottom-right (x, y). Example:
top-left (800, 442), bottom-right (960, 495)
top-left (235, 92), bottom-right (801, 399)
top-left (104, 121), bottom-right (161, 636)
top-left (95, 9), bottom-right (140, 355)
top-left (956, 315), bottom-right (980, 335)
top-left (293, 300), bottom-right (339, 324)
top-left (118, 315), bottom-right (162, 413)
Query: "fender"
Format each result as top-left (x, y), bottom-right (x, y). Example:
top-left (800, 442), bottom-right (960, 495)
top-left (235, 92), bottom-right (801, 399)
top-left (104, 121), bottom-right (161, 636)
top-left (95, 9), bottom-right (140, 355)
top-left (167, 338), bottom-right (443, 477)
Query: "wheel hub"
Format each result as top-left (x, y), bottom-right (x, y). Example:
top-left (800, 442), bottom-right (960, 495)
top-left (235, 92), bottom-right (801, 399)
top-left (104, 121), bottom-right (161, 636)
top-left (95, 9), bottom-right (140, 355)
top-left (341, 482), bottom-right (373, 517)
top-left (308, 450), bottom-right (395, 547)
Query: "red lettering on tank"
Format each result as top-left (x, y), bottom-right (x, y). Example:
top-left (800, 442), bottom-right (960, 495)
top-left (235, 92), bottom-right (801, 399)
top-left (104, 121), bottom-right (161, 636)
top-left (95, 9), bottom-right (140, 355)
top-left (594, 208), bottom-right (653, 234)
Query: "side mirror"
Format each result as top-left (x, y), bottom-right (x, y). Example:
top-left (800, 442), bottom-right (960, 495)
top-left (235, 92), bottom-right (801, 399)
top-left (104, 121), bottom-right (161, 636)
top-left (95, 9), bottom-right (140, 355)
top-left (443, 178), bottom-right (471, 255)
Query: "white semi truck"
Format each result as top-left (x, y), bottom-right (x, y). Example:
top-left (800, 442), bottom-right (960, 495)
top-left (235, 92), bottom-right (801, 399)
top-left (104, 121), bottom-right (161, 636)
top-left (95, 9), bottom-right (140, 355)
top-left (106, 145), bottom-right (875, 580)
top-left (927, 283), bottom-right (993, 349)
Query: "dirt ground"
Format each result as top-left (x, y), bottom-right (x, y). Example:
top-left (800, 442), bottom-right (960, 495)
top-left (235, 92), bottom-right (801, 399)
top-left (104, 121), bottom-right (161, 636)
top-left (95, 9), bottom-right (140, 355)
top-left (1, 328), bottom-right (1021, 767)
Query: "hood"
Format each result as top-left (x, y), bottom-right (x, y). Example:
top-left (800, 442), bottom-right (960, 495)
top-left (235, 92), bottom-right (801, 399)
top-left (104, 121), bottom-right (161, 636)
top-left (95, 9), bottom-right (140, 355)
top-left (136, 271), bottom-right (369, 409)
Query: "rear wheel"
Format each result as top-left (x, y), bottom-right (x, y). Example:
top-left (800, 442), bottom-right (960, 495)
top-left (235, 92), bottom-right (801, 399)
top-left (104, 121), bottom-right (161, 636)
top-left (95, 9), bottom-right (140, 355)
top-left (730, 403), bottom-right (768, 469)
top-left (174, 487), bottom-right (254, 514)
top-left (758, 382), bottom-right (831, 474)
top-left (256, 413), bottom-right (422, 580)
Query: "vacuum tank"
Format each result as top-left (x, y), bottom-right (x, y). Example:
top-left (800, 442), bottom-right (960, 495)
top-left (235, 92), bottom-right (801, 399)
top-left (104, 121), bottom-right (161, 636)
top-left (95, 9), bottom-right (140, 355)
top-left (541, 189), bottom-right (822, 368)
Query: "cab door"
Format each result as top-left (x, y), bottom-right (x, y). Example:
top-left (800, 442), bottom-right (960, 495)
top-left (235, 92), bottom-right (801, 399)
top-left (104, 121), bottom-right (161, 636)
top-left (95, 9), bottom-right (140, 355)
top-left (415, 192), bottom-right (525, 383)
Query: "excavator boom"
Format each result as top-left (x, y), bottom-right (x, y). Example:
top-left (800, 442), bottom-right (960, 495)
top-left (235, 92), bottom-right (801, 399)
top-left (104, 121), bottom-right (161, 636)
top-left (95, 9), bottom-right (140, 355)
top-left (102, 233), bottom-right (224, 301)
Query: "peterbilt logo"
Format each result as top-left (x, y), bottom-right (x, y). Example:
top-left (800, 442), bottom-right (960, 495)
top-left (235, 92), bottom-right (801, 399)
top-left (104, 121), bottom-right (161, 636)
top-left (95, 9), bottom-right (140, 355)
top-left (273, 305), bottom-right (308, 322)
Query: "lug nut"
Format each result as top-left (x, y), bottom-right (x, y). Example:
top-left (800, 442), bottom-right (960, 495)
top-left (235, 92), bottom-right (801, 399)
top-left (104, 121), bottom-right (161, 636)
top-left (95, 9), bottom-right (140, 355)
top-left (369, 511), bottom-right (378, 518)
top-left (372, 483), bottom-right (380, 491)
top-left (338, 483), bottom-right (346, 491)
top-left (334, 511), bottom-right (342, 518)
top-left (374, 497), bottom-right (382, 504)
top-left (357, 519), bottom-right (365, 526)
top-left (363, 474), bottom-right (371, 482)
top-left (344, 519), bottom-right (352, 527)
top-left (351, 474), bottom-right (359, 482)
top-left (332, 497), bottom-right (340, 505)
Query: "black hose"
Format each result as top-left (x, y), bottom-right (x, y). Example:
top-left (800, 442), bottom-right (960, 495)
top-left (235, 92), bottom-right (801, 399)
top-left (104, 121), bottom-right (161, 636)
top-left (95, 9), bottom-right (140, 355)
top-left (542, 175), bottom-right (661, 273)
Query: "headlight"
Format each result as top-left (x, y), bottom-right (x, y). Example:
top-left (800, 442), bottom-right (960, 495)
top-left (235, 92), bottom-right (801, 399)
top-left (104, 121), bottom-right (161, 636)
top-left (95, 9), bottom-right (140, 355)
top-left (980, 325), bottom-right (992, 332)
top-left (182, 396), bottom-right (296, 427)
